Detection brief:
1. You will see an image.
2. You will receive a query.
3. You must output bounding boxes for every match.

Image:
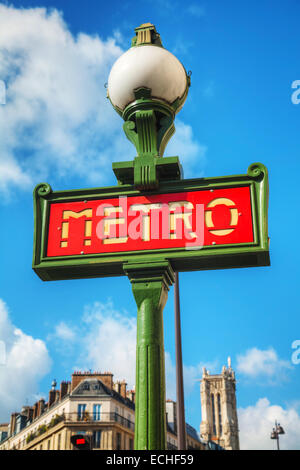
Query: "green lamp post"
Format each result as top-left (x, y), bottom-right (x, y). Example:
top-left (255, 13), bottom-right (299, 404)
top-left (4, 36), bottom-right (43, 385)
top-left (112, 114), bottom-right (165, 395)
top-left (32, 20), bottom-right (270, 453)
top-left (107, 23), bottom-right (190, 449)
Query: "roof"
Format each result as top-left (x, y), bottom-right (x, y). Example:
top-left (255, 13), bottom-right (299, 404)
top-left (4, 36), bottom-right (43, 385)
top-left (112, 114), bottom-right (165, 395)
top-left (71, 378), bottom-right (135, 411)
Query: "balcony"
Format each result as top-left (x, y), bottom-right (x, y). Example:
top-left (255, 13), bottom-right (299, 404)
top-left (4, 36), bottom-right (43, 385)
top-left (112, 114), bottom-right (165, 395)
top-left (64, 412), bottom-right (135, 431)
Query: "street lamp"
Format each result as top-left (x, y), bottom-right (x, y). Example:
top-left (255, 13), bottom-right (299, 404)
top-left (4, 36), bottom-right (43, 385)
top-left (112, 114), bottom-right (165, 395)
top-left (107, 22), bottom-right (191, 450)
top-left (107, 22), bottom-right (190, 190)
top-left (270, 420), bottom-right (285, 450)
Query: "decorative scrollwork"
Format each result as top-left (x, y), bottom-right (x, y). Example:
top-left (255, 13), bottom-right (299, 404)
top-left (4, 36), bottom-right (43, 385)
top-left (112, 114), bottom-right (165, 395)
top-left (35, 183), bottom-right (52, 197)
top-left (123, 120), bottom-right (138, 151)
top-left (247, 162), bottom-right (267, 180)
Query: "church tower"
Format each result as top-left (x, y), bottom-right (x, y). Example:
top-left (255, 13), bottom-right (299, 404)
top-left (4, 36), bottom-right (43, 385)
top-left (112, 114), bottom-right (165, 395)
top-left (200, 357), bottom-right (239, 450)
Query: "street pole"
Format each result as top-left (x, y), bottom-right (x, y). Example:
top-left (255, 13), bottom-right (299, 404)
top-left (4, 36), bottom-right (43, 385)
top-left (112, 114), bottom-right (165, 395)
top-left (276, 421), bottom-right (280, 450)
top-left (124, 261), bottom-right (175, 450)
top-left (271, 420), bottom-right (285, 450)
top-left (174, 271), bottom-right (187, 450)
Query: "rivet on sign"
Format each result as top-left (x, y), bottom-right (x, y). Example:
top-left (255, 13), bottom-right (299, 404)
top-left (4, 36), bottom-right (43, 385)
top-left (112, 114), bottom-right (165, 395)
top-left (210, 189), bottom-right (214, 192)
top-left (212, 241), bottom-right (216, 245)
top-left (81, 251), bottom-right (84, 255)
top-left (239, 212), bottom-right (242, 216)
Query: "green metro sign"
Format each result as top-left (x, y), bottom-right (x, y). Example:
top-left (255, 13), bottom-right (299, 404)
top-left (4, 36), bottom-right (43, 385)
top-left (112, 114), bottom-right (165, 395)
top-left (33, 162), bottom-right (269, 282)
top-left (32, 23), bottom-right (270, 451)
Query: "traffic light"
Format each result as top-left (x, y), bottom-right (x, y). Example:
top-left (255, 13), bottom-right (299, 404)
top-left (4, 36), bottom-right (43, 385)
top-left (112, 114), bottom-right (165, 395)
top-left (71, 434), bottom-right (91, 450)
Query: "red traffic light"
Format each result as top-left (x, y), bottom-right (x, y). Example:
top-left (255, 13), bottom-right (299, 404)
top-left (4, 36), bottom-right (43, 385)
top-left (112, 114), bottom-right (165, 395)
top-left (76, 438), bottom-right (86, 445)
top-left (71, 434), bottom-right (90, 450)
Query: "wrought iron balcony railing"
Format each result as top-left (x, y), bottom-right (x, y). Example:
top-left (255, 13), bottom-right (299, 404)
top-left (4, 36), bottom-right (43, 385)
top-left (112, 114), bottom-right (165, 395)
top-left (64, 412), bottom-right (135, 431)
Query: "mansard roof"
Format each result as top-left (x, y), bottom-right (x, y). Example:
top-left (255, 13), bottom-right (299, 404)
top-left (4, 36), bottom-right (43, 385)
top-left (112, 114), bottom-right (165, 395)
top-left (71, 378), bottom-right (135, 410)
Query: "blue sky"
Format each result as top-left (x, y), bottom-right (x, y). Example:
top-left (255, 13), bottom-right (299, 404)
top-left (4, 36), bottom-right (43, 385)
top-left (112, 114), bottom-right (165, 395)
top-left (0, 0), bottom-right (300, 450)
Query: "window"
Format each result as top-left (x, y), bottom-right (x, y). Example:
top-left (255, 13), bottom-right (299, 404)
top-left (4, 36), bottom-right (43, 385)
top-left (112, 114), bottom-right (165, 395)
top-left (114, 407), bottom-right (119, 422)
top-left (129, 438), bottom-right (134, 450)
top-left (57, 433), bottom-right (61, 450)
top-left (93, 430), bottom-right (102, 449)
top-left (217, 393), bottom-right (222, 435)
top-left (211, 394), bottom-right (216, 435)
top-left (47, 439), bottom-right (50, 450)
top-left (77, 404), bottom-right (86, 420)
top-left (93, 404), bottom-right (101, 421)
top-left (116, 432), bottom-right (121, 450)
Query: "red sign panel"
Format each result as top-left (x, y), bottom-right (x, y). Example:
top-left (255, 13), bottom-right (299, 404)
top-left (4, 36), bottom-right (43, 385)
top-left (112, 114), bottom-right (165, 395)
top-left (46, 186), bottom-right (253, 257)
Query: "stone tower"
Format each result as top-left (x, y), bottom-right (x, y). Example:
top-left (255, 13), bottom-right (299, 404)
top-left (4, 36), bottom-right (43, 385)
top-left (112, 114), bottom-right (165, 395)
top-left (200, 357), bottom-right (239, 450)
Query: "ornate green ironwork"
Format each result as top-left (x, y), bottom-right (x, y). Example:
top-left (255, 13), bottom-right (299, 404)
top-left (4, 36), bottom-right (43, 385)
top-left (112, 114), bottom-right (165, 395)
top-left (107, 24), bottom-right (190, 191)
top-left (113, 88), bottom-right (179, 190)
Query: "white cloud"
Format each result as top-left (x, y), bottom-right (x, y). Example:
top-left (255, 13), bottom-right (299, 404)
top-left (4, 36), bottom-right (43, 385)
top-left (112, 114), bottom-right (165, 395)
top-left (236, 347), bottom-right (292, 382)
top-left (0, 4), bottom-right (129, 195)
top-left (0, 5), bottom-right (205, 197)
top-left (48, 300), bottom-right (137, 388)
top-left (168, 120), bottom-right (207, 178)
top-left (162, 352), bottom-right (219, 401)
top-left (0, 299), bottom-right (51, 421)
top-left (79, 301), bottom-right (137, 388)
top-left (50, 299), bottom-right (214, 398)
top-left (53, 322), bottom-right (76, 342)
top-left (238, 398), bottom-right (300, 450)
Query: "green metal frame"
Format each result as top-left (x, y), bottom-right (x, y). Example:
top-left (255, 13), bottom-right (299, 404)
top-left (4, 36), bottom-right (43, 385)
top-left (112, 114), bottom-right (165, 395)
top-left (33, 162), bottom-right (270, 282)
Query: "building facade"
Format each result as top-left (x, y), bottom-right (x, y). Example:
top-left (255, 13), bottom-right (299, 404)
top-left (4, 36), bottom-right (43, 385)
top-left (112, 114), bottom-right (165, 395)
top-left (0, 371), bottom-right (203, 451)
top-left (200, 358), bottom-right (239, 450)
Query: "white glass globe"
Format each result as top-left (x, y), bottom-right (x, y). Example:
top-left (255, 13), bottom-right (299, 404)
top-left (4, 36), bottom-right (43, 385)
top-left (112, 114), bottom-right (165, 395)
top-left (108, 45), bottom-right (188, 112)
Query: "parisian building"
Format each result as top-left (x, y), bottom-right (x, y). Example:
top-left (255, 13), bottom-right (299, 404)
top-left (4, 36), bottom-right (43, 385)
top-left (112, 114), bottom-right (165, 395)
top-left (0, 371), bottom-right (204, 451)
top-left (200, 358), bottom-right (240, 450)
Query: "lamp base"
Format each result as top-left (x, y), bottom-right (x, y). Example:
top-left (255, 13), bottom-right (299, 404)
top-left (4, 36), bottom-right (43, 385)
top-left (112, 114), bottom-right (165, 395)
top-left (112, 156), bottom-right (183, 189)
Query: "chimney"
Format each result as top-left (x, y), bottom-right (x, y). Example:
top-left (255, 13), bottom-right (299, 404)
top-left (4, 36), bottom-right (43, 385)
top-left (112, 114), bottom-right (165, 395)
top-left (126, 389), bottom-right (135, 403)
top-left (119, 380), bottom-right (127, 399)
top-left (37, 399), bottom-right (45, 417)
top-left (33, 402), bottom-right (39, 420)
top-left (9, 413), bottom-right (18, 436)
top-left (28, 407), bottom-right (34, 422)
top-left (48, 389), bottom-right (56, 408)
top-left (71, 371), bottom-right (114, 392)
top-left (60, 381), bottom-right (69, 400)
top-left (100, 372), bottom-right (113, 390)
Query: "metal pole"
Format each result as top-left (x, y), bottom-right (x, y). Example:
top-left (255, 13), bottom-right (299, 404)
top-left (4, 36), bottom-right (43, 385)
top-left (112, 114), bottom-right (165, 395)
top-left (276, 421), bottom-right (280, 450)
top-left (174, 271), bottom-right (187, 450)
top-left (125, 261), bottom-right (174, 450)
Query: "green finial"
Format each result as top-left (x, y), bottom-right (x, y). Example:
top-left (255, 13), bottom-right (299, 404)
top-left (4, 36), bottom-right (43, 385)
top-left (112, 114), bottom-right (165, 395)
top-left (131, 23), bottom-right (163, 47)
